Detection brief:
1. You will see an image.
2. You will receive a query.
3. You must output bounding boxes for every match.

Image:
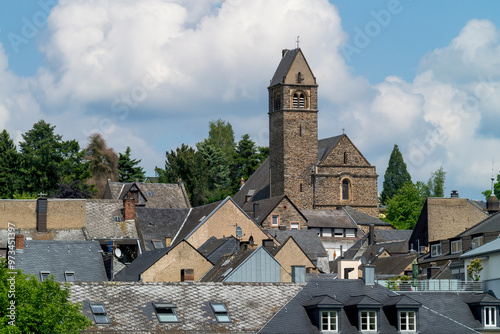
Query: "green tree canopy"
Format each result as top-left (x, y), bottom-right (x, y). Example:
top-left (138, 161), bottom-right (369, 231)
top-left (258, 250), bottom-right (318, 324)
top-left (206, 119), bottom-right (235, 163)
top-left (0, 260), bottom-right (91, 333)
top-left (385, 181), bottom-right (428, 230)
top-left (118, 147), bottom-right (146, 182)
top-left (0, 130), bottom-right (20, 199)
top-left (380, 144), bottom-right (412, 205)
top-left (426, 166), bottom-right (446, 197)
top-left (230, 134), bottom-right (269, 193)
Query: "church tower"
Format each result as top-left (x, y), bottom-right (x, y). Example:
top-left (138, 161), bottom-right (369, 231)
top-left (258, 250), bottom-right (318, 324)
top-left (268, 48), bottom-right (318, 209)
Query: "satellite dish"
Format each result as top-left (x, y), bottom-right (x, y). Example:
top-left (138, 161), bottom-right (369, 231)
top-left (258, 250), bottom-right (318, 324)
top-left (114, 248), bottom-right (122, 258)
top-left (236, 226), bottom-right (243, 238)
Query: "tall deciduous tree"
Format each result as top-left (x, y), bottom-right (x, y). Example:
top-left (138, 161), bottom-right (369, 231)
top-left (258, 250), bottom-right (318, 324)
top-left (380, 144), bottom-right (412, 205)
top-left (118, 147), bottom-right (146, 182)
top-left (206, 119), bottom-right (235, 163)
top-left (0, 130), bottom-right (20, 198)
top-left (85, 133), bottom-right (118, 198)
top-left (385, 181), bottom-right (428, 230)
top-left (0, 260), bottom-right (92, 333)
top-left (426, 166), bottom-right (446, 197)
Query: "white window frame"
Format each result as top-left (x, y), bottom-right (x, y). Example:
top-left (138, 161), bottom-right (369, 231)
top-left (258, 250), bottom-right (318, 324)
top-left (211, 303), bottom-right (231, 323)
top-left (321, 310), bottom-right (338, 332)
top-left (154, 303), bottom-right (179, 323)
top-left (271, 214), bottom-right (280, 227)
top-left (334, 229), bottom-right (344, 237)
top-left (322, 228), bottom-right (332, 237)
top-left (472, 236), bottom-right (484, 249)
top-left (40, 271), bottom-right (50, 281)
top-left (65, 271), bottom-right (75, 282)
top-left (290, 222), bottom-right (299, 230)
top-left (430, 243), bottom-right (442, 257)
top-left (484, 306), bottom-right (497, 328)
top-left (90, 303), bottom-right (110, 324)
top-left (345, 229), bottom-right (356, 238)
top-left (360, 310), bottom-right (377, 332)
top-left (399, 310), bottom-right (417, 332)
top-left (450, 239), bottom-right (462, 254)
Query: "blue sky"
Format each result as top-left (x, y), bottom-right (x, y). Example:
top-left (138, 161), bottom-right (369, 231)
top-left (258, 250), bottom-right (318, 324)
top-left (0, 0), bottom-right (500, 200)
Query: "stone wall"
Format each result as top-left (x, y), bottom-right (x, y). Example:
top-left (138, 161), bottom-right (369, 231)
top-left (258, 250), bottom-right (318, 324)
top-left (142, 241), bottom-right (212, 282)
top-left (260, 197), bottom-right (307, 230)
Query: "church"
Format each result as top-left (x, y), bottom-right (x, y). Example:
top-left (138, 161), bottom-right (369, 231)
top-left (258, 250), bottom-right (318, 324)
top-left (234, 48), bottom-right (379, 218)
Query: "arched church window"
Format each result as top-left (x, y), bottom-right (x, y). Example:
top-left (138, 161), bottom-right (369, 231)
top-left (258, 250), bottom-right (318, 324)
top-left (293, 92), bottom-right (305, 109)
top-left (342, 179), bottom-right (350, 200)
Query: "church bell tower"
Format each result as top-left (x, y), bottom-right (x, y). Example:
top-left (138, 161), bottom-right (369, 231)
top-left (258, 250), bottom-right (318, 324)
top-left (268, 48), bottom-right (318, 209)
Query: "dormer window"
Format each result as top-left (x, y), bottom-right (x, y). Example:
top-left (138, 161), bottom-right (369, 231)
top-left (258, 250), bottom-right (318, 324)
top-left (451, 239), bottom-right (462, 254)
top-left (472, 235), bottom-right (484, 249)
top-left (360, 310), bottom-right (377, 331)
top-left (293, 92), bottom-right (305, 108)
top-left (484, 306), bottom-right (497, 328)
top-left (399, 310), bottom-right (417, 332)
top-left (321, 310), bottom-right (338, 332)
top-left (430, 242), bottom-right (442, 257)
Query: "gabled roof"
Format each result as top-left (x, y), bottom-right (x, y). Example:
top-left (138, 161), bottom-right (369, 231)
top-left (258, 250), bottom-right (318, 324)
top-left (242, 195), bottom-right (307, 225)
top-left (113, 247), bottom-right (171, 281)
top-left (69, 281), bottom-right (304, 333)
top-left (301, 209), bottom-right (361, 229)
top-left (105, 180), bottom-right (191, 208)
top-left (232, 158), bottom-right (270, 206)
top-left (369, 253), bottom-right (418, 278)
top-left (198, 236), bottom-right (240, 264)
top-left (16, 240), bottom-right (108, 282)
top-left (135, 207), bottom-right (190, 251)
top-left (85, 199), bottom-right (137, 239)
top-left (344, 206), bottom-right (391, 227)
top-left (303, 295), bottom-right (343, 308)
top-left (269, 48), bottom-right (316, 87)
top-left (383, 295), bottom-right (421, 308)
top-left (344, 295), bottom-right (382, 308)
top-left (457, 211), bottom-right (500, 237)
top-left (265, 229), bottom-right (328, 260)
top-left (317, 135), bottom-right (344, 163)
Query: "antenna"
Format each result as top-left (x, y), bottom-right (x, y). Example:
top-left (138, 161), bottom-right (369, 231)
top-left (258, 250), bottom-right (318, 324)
top-left (296, 36), bottom-right (300, 48)
top-left (492, 159), bottom-right (495, 192)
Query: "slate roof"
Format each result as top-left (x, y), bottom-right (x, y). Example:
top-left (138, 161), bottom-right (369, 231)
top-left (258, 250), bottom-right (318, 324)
top-left (265, 229), bottom-right (328, 260)
top-left (269, 48), bottom-right (302, 86)
top-left (460, 236), bottom-right (500, 258)
top-left (344, 206), bottom-right (391, 227)
top-left (114, 246), bottom-right (171, 281)
top-left (0, 229), bottom-right (85, 248)
top-left (198, 236), bottom-right (241, 264)
top-left (369, 253), bottom-right (418, 278)
top-left (260, 279), bottom-right (488, 333)
top-left (69, 281), bottom-right (305, 333)
top-left (232, 158), bottom-right (270, 206)
top-left (106, 181), bottom-right (190, 208)
top-left (317, 135), bottom-right (343, 163)
top-left (301, 209), bottom-right (360, 229)
top-left (171, 200), bottom-right (222, 245)
top-left (85, 199), bottom-right (138, 239)
top-left (457, 211), bottom-right (500, 237)
top-left (135, 207), bottom-right (190, 251)
top-left (201, 249), bottom-right (256, 282)
top-left (375, 229), bottom-right (413, 242)
top-left (16, 240), bottom-right (108, 282)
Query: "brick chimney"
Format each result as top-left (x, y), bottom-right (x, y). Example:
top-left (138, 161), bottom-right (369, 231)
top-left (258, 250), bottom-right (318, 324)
top-left (450, 190), bottom-right (459, 198)
top-left (181, 269), bottom-right (194, 282)
top-left (123, 195), bottom-right (136, 220)
top-left (15, 234), bottom-right (24, 252)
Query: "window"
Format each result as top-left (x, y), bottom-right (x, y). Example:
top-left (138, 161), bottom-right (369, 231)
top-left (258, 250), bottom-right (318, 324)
top-left (321, 310), bottom-right (338, 332)
top-left (430, 243), bottom-right (442, 257)
top-left (40, 271), bottom-right (50, 281)
top-left (300, 183), bottom-right (303, 192)
top-left (451, 239), bottom-right (462, 254)
top-left (152, 240), bottom-right (164, 249)
top-left (293, 92), bottom-right (305, 108)
top-left (399, 310), bottom-right (416, 331)
top-left (65, 271), bottom-right (75, 282)
top-left (360, 310), bottom-right (377, 331)
top-left (299, 124), bottom-right (302, 137)
top-left (342, 179), bottom-right (350, 200)
top-left (322, 228), bottom-right (332, 237)
top-left (345, 229), bottom-right (356, 238)
top-left (291, 222), bottom-right (299, 230)
top-left (343, 152), bottom-right (347, 164)
top-left (154, 303), bottom-right (179, 323)
top-left (334, 229), bottom-right (344, 237)
top-left (484, 306), bottom-right (497, 327)
top-left (271, 214), bottom-right (279, 226)
top-left (211, 303), bottom-right (231, 323)
top-left (472, 236), bottom-right (484, 249)
top-left (274, 92), bottom-right (281, 110)
top-left (90, 304), bottom-right (110, 324)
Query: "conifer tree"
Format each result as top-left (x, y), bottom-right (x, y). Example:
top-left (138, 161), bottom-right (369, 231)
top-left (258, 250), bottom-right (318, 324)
top-left (118, 147), bottom-right (146, 182)
top-left (0, 130), bottom-right (20, 198)
top-left (380, 144), bottom-right (411, 205)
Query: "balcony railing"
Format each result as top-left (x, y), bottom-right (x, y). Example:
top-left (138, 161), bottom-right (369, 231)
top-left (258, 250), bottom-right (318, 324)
top-left (375, 279), bottom-right (483, 292)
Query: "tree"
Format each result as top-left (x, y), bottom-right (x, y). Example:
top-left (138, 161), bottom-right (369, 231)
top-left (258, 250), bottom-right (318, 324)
top-left (19, 120), bottom-right (64, 195)
top-left (0, 130), bottom-right (20, 199)
top-left (85, 133), bottom-right (118, 198)
top-left (482, 172), bottom-right (500, 201)
top-left (467, 258), bottom-right (483, 281)
top-left (50, 181), bottom-right (94, 199)
top-left (426, 166), bottom-right (446, 197)
top-left (0, 259), bottom-right (92, 333)
top-left (385, 181), bottom-right (428, 230)
top-left (118, 147), bottom-right (146, 182)
top-left (380, 144), bottom-right (411, 205)
top-left (206, 119), bottom-right (235, 163)
top-left (196, 140), bottom-right (231, 203)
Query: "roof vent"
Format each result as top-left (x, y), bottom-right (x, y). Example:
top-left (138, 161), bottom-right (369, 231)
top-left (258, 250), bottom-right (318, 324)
top-left (450, 190), bottom-right (459, 198)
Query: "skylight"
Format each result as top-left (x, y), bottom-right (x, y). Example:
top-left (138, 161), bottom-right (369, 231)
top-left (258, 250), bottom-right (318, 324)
top-left (154, 303), bottom-right (179, 323)
top-left (210, 303), bottom-right (231, 323)
top-left (65, 271), bottom-right (75, 282)
top-left (152, 240), bottom-right (164, 249)
top-left (90, 304), bottom-right (110, 324)
top-left (40, 271), bottom-right (50, 281)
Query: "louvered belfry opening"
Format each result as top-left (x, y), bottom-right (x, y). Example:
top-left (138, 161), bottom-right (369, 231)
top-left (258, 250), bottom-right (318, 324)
top-left (36, 197), bottom-right (48, 232)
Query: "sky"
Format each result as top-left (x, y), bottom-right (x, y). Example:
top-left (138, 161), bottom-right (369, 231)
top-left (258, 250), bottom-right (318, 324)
top-left (0, 0), bottom-right (500, 200)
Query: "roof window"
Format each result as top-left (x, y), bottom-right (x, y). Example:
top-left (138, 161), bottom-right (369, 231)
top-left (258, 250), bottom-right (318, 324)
top-left (154, 303), bottom-right (179, 323)
top-left (211, 303), bottom-right (231, 323)
top-left (90, 304), bottom-right (110, 324)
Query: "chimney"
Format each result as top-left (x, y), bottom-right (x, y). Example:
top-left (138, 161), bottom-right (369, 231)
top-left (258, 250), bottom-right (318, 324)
top-left (282, 49), bottom-right (289, 57)
top-left (279, 225), bottom-right (286, 231)
top-left (181, 269), bottom-right (194, 282)
top-left (368, 224), bottom-right (375, 245)
top-left (292, 266), bottom-right (306, 283)
top-left (15, 234), bottom-right (24, 252)
top-left (253, 203), bottom-right (260, 219)
top-left (450, 190), bottom-right (459, 198)
top-left (36, 197), bottom-right (48, 232)
top-left (262, 239), bottom-right (274, 252)
top-left (427, 266), bottom-right (441, 279)
top-left (487, 195), bottom-right (500, 214)
top-left (123, 195), bottom-right (136, 220)
top-left (362, 265), bottom-right (375, 285)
